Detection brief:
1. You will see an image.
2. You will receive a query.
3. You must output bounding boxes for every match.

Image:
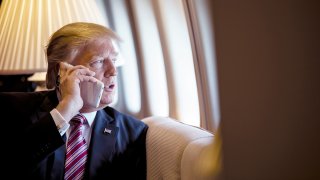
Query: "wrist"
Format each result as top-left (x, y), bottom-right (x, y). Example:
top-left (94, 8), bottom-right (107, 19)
top-left (56, 98), bottom-right (81, 121)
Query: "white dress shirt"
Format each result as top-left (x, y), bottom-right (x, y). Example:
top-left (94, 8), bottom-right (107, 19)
top-left (50, 109), bottom-right (96, 146)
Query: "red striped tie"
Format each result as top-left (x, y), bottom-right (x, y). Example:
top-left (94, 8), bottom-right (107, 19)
top-left (64, 114), bottom-right (88, 180)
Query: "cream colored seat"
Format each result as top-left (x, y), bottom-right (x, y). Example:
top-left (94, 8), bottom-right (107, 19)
top-left (142, 116), bottom-right (214, 180)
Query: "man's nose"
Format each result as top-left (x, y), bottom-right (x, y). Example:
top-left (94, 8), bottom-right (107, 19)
top-left (104, 60), bottom-right (117, 77)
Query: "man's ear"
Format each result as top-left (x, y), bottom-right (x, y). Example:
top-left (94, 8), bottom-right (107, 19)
top-left (55, 62), bottom-right (60, 75)
top-left (55, 62), bottom-right (61, 87)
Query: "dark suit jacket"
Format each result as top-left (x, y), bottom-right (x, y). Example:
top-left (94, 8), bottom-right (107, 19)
top-left (0, 90), bottom-right (148, 180)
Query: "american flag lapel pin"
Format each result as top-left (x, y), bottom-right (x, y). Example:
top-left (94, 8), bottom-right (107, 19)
top-left (104, 128), bottom-right (112, 134)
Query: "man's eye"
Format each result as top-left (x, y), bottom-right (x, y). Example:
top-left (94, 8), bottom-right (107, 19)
top-left (90, 60), bottom-right (104, 68)
top-left (112, 58), bottom-right (117, 64)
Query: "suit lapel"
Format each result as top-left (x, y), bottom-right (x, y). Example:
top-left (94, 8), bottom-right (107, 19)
top-left (86, 109), bottom-right (119, 178)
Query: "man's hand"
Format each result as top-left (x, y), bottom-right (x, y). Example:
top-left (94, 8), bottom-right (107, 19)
top-left (55, 62), bottom-right (96, 121)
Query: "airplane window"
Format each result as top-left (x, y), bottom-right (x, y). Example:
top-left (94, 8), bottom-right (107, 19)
top-left (155, 0), bottom-right (200, 126)
top-left (130, 0), bottom-right (169, 117)
top-left (186, 0), bottom-right (220, 131)
top-left (109, 0), bottom-right (142, 114)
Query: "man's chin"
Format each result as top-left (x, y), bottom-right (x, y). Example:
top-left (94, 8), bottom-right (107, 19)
top-left (100, 96), bottom-right (114, 105)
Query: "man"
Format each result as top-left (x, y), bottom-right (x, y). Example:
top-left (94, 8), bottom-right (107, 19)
top-left (1, 22), bottom-right (148, 180)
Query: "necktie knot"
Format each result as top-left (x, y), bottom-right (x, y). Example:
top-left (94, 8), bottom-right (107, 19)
top-left (70, 113), bottom-right (86, 125)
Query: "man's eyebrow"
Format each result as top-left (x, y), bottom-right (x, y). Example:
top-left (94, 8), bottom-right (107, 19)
top-left (91, 56), bottom-right (104, 60)
top-left (111, 52), bottom-right (119, 57)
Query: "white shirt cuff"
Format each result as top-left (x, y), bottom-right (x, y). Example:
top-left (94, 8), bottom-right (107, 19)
top-left (50, 108), bottom-right (70, 136)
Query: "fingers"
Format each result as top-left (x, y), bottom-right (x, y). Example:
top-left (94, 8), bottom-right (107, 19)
top-left (71, 68), bottom-right (96, 85)
top-left (59, 62), bottom-right (95, 78)
top-left (78, 75), bottom-right (99, 83)
top-left (73, 68), bottom-right (96, 77)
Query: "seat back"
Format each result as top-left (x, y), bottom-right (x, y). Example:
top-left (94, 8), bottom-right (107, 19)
top-left (142, 116), bottom-right (214, 180)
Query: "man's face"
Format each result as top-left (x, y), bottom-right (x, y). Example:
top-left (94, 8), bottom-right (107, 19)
top-left (72, 37), bottom-right (118, 108)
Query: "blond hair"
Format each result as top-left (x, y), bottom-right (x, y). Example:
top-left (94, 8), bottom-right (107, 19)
top-left (45, 22), bottom-right (121, 89)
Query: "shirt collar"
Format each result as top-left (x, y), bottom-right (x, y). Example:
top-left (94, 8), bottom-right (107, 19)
top-left (81, 111), bottom-right (96, 127)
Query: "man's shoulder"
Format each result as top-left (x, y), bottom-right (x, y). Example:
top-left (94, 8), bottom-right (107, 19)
top-left (103, 106), bottom-right (148, 129)
top-left (0, 90), bottom-right (53, 100)
top-left (103, 106), bottom-right (136, 120)
top-left (0, 90), bottom-right (56, 111)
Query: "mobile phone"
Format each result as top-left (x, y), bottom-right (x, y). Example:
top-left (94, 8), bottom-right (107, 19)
top-left (60, 62), bottom-right (104, 108)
